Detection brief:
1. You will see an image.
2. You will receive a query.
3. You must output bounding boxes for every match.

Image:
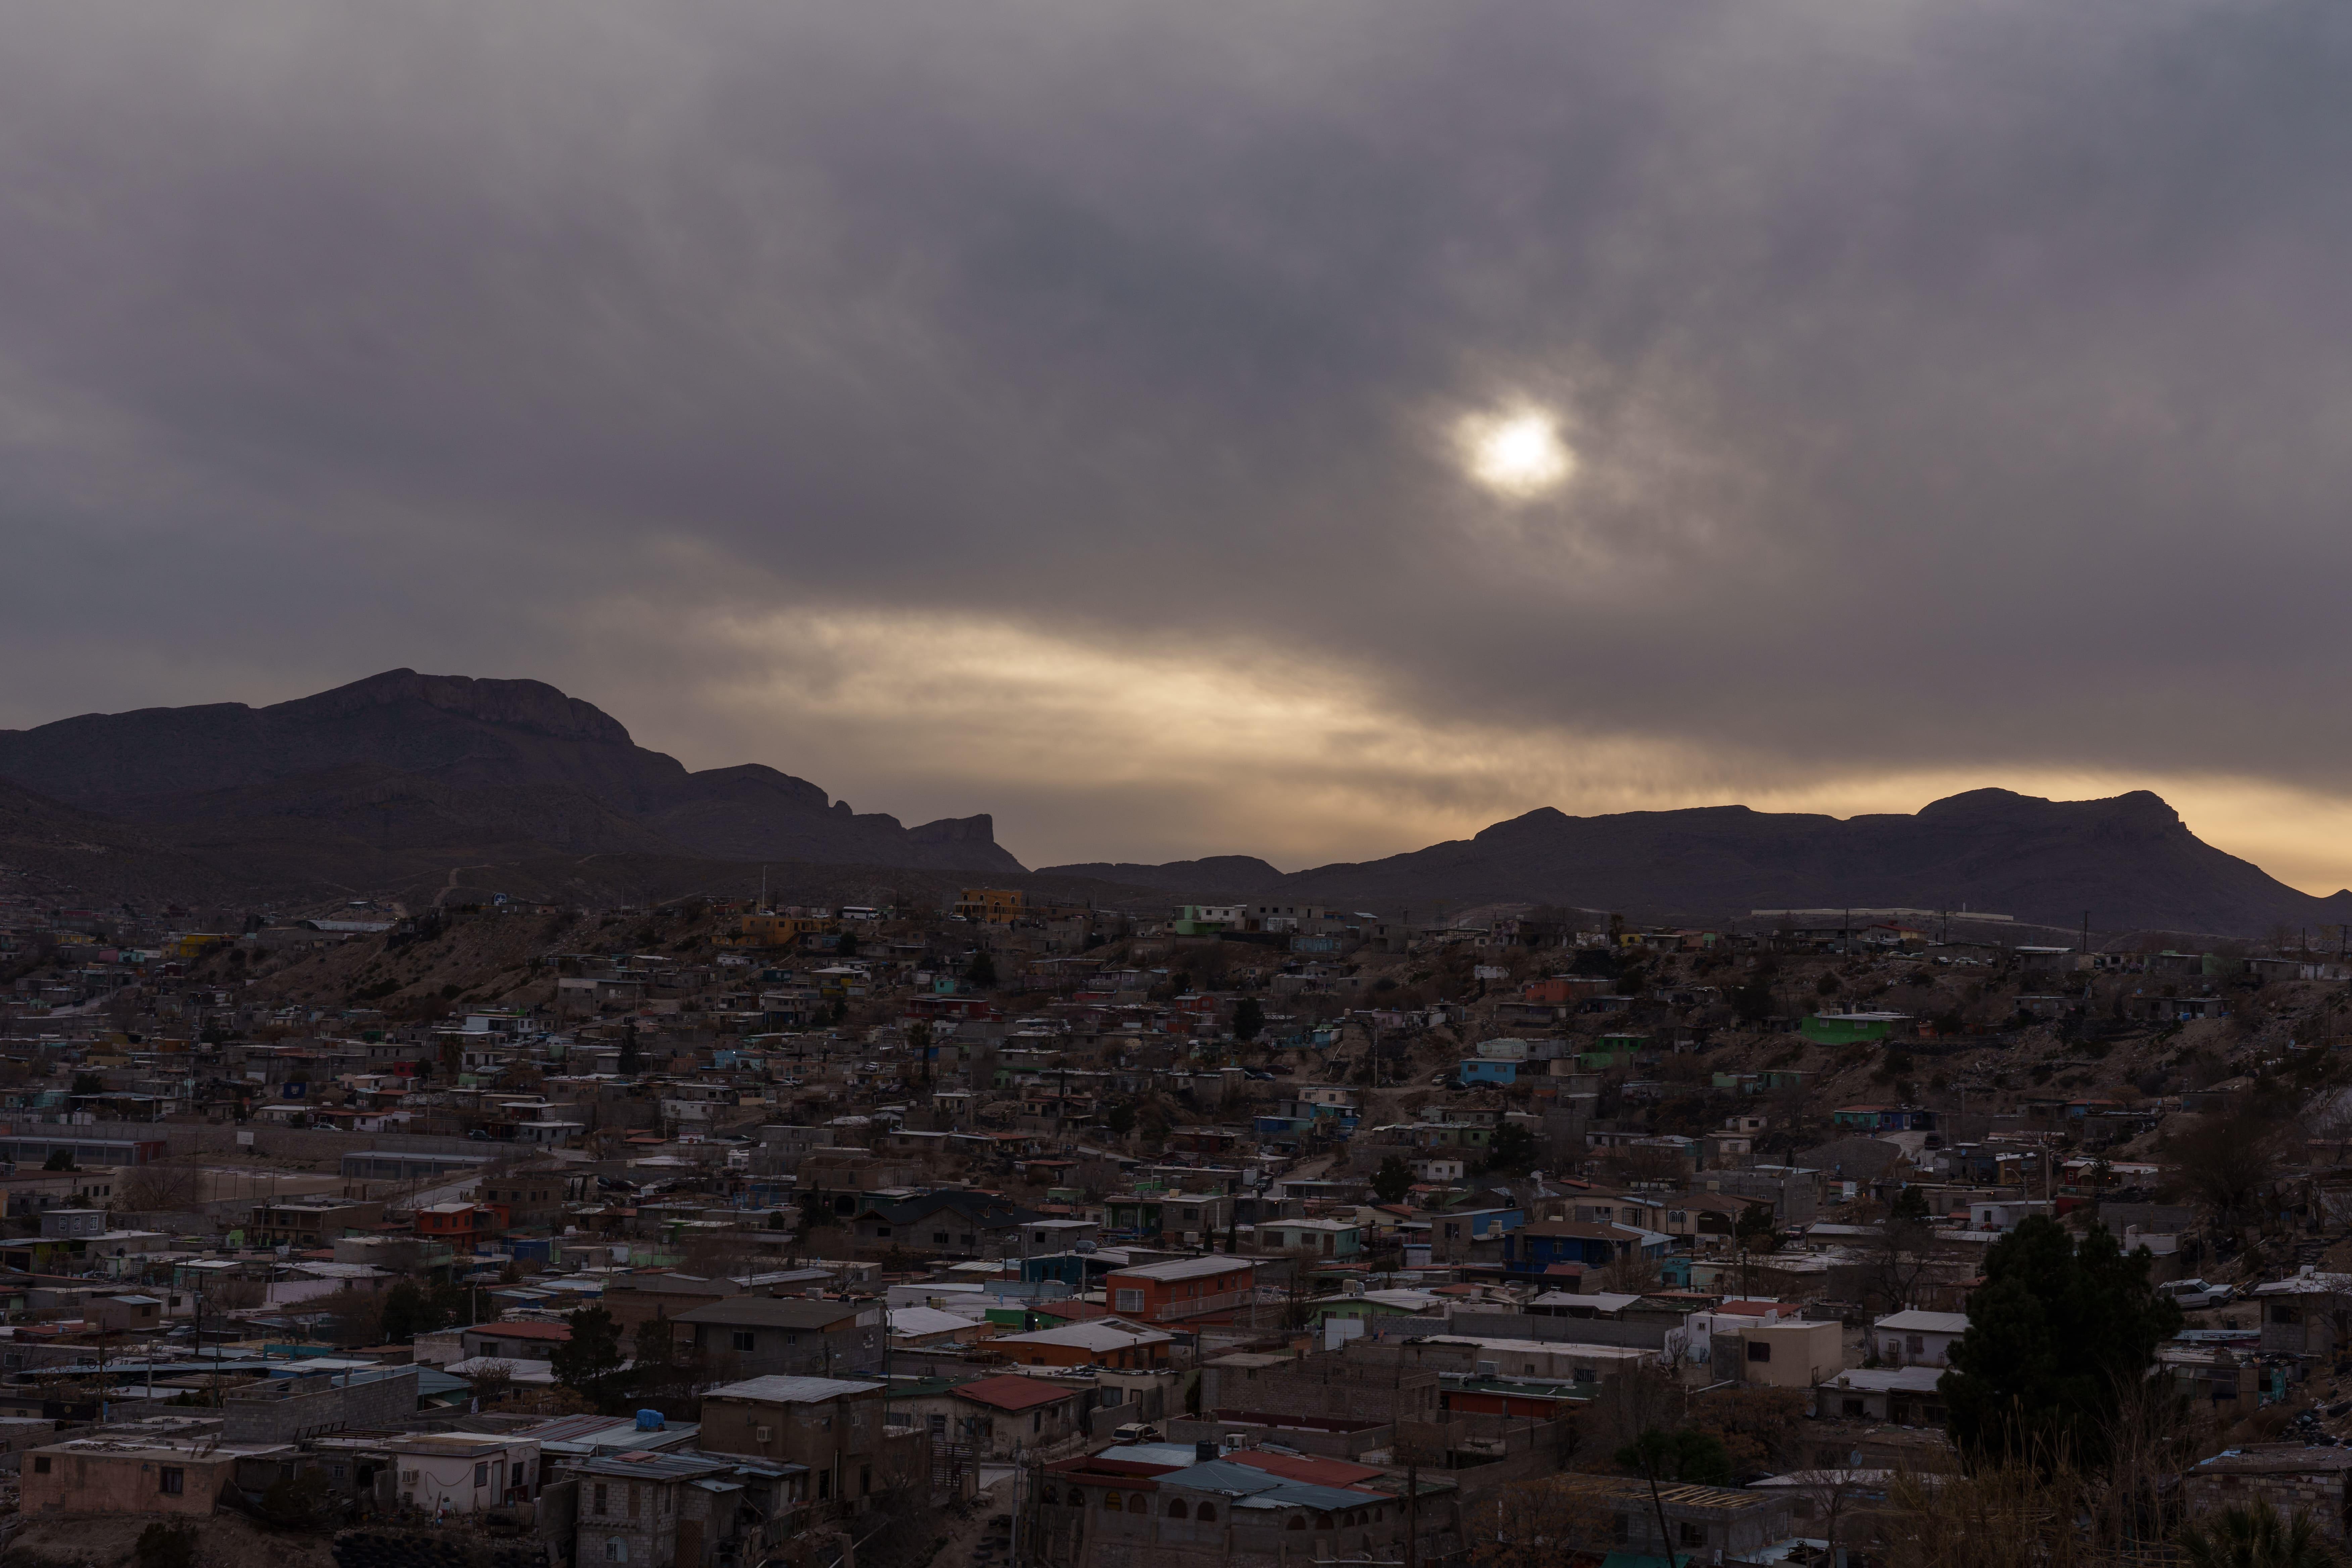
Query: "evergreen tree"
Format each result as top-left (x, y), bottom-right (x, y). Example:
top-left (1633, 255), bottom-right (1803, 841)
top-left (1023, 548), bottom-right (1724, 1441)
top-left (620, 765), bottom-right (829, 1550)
top-left (549, 1304), bottom-right (629, 1411)
top-left (1372, 1156), bottom-right (1416, 1205)
top-left (967, 948), bottom-right (997, 988)
top-left (1617, 1426), bottom-right (1733, 1559)
top-left (1939, 1216), bottom-right (2181, 1466)
top-left (381, 1280), bottom-right (430, 1343)
top-left (1481, 1122), bottom-right (1538, 1175)
top-left (1233, 997), bottom-right (1265, 1043)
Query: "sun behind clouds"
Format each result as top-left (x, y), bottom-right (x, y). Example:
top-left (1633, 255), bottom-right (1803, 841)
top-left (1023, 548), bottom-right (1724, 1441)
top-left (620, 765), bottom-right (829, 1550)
top-left (1457, 402), bottom-right (1576, 500)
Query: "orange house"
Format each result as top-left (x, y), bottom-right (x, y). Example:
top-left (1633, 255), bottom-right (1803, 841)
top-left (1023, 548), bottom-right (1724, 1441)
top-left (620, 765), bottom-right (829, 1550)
top-left (1103, 1256), bottom-right (1256, 1323)
top-left (414, 1202), bottom-right (502, 1241)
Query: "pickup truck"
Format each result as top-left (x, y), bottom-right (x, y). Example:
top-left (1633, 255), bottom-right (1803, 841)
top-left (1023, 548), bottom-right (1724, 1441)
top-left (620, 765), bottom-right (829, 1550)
top-left (2158, 1279), bottom-right (2236, 1310)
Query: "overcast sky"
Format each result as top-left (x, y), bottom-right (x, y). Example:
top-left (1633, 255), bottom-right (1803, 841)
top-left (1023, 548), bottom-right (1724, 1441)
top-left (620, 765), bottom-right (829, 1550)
top-left (6, 1), bottom-right (2352, 885)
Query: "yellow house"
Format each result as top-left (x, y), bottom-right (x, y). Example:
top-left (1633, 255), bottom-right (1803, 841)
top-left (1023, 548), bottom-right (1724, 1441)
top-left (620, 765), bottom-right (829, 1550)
top-left (169, 934), bottom-right (233, 959)
top-left (954, 889), bottom-right (1026, 924)
top-left (719, 913), bottom-right (835, 949)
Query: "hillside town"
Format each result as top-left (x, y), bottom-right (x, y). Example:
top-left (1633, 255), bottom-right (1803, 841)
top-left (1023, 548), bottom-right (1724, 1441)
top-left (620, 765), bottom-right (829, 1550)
top-left (0, 887), bottom-right (2345, 1566)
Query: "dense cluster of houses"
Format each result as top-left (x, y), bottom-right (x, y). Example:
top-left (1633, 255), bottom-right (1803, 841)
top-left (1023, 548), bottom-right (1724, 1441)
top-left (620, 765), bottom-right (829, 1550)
top-left (0, 888), bottom-right (2345, 1561)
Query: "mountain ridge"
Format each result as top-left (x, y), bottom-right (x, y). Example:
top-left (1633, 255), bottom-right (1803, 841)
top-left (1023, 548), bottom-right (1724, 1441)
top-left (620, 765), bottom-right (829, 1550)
top-left (0, 669), bottom-right (1025, 891)
top-left (9, 671), bottom-right (2348, 934)
top-left (1047, 787), bottom-right (2352, 934)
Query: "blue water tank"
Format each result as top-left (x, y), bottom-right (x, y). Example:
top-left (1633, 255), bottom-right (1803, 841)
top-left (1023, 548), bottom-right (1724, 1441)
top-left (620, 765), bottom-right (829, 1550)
top-left (636, 1409), bottom-right (665, 1431)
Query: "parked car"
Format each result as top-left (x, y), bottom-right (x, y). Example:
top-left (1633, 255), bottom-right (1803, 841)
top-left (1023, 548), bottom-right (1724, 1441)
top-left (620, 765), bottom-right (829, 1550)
top-left (2158, 1279), bottom-right (2235, 1310)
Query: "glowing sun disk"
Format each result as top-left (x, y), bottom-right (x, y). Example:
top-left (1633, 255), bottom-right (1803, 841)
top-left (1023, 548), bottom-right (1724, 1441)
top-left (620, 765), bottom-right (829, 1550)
top-left (1459, 404), bottom-right (1575, 499)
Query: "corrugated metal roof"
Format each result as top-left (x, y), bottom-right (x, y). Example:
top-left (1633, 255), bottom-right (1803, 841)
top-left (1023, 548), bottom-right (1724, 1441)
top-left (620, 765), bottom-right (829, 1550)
top-left (705, 1375), bottom-right (877, 1404)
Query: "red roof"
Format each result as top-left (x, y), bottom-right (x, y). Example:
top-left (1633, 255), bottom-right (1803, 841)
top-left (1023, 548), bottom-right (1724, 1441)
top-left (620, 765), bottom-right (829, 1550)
top-left (1036, 1300), bottom-right (1113, 1321)
top-left (473, 1321), bottom-right (573, 1342)
top-left (954, 1374), bottom-right (1079, 1413)
top-left (1227, 1451), bottom-right (1385, 1488)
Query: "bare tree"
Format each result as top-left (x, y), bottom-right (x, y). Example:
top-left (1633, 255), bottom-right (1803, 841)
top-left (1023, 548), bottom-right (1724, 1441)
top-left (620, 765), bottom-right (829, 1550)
top-left (470, 1359), bottom-right (517, 1405)
top-left (117, 1158), bottom-right (202, 1215)
top-left (2167, 1107), bottom-right (2284, 1224)
top-left (1466, 1477), bottom-right (1617, 1568)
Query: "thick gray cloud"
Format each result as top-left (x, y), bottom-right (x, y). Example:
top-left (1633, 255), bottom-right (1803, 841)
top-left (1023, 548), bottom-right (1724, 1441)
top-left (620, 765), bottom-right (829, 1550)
top-left (5, 1), bottom-right (2352, 873)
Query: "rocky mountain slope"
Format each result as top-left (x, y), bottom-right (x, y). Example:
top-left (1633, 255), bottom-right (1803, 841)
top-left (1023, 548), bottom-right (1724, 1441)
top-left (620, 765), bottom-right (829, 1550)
top-left (0, 670), bottom-right (1024, 900)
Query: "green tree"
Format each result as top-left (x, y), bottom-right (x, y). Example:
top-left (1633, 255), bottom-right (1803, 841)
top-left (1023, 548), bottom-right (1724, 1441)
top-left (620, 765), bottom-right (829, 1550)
top-left (1939, 1216), bottom-right (2182, 1467)
top-left (1730, 972), bottom-right (1776, 1023)
top-left (42, 1149), bottom-right (75, 1171)
top-left (1233, 997), bottom-right (1265, 1043)
top-left (380, 1280), bottom-right (431, 1343)
top-left (618, 1021), bottom-right (641, 1077)
top-left (549, 1304), bottom-right (629, 1411)
top-left (1617, 1426), bottom-right (1732, 1560)
top-left (1733, 1203), bottom-right (1780, 1296)
top-left (835, 930), bottom-right (859, 958)
top-left (967, 948), bottom-right (997, 989)
top-left (71, 1073), bottom-right (105, 1096)
top-left (1106, 1101), bottom-right (1138, 1136)
top-left (1482, 1122), bottom-right (1539, 1176)
top-left (1372, 1156), bottom-right (1417, 1205)
top-left (2177, 1502), bottom-right (2341, 1568)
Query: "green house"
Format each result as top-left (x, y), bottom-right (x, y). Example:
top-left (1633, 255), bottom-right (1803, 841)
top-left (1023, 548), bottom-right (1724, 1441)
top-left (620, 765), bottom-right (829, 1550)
top-left (1800, 1011), bottom-right (1908, 1046)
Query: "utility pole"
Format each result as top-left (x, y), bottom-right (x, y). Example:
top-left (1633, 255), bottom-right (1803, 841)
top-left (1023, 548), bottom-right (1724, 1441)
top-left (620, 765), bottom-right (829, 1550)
top-left (1010, 1442), bottom-right (1023, 1568)
top-left (1404, 1461), bottom-right (1418, 1568)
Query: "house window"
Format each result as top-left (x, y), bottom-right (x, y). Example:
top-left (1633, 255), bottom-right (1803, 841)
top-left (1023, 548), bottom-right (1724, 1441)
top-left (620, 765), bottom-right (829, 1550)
top-left (1105, 1492), bottom-right (1122, 1512)
top-left (1679, 1523), bottom-right (1705, 1547)
top-left (1167, 1500), bottom-right (1188, 1518)
top-left (1197, 1504), bottom-right (1216, 1523)
top-left (33, 1458), bottom-right (49, 1475)
top-left (629, 1484), bottom-right (641, 1518)
top-left (1747, 1341), bottom-right (1772, 1363)
top-left (607, 1539), bottom-right (629, 1563)
top-left (1908, 1335), bottom-right (1925, 1357)
top-left (1842, 1399), bottom-right (1865, 1418)
top-left (476, 1464), bottom-right (491, 1487)
top-left (934, 1232), bottom-right (950, 1245)
top-left (1116, 1290), bottom-right (1144, 1312)
top-left (160, 1468), bottom-right (184, 1495)
top-left (594, 1484), bottom-right (608, 1515)
top-left (733, 1330), bottom-right (757, 1352)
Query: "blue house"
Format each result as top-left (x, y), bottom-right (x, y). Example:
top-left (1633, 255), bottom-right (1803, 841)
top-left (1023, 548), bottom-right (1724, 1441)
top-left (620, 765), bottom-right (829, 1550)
top-left (1457, 1059), bottom-right (1518, 1086)
top-left (1432, 1206), bottom-right (1525, 1251)
top-left (1502, 1220), bottom-right (1668, 1276)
